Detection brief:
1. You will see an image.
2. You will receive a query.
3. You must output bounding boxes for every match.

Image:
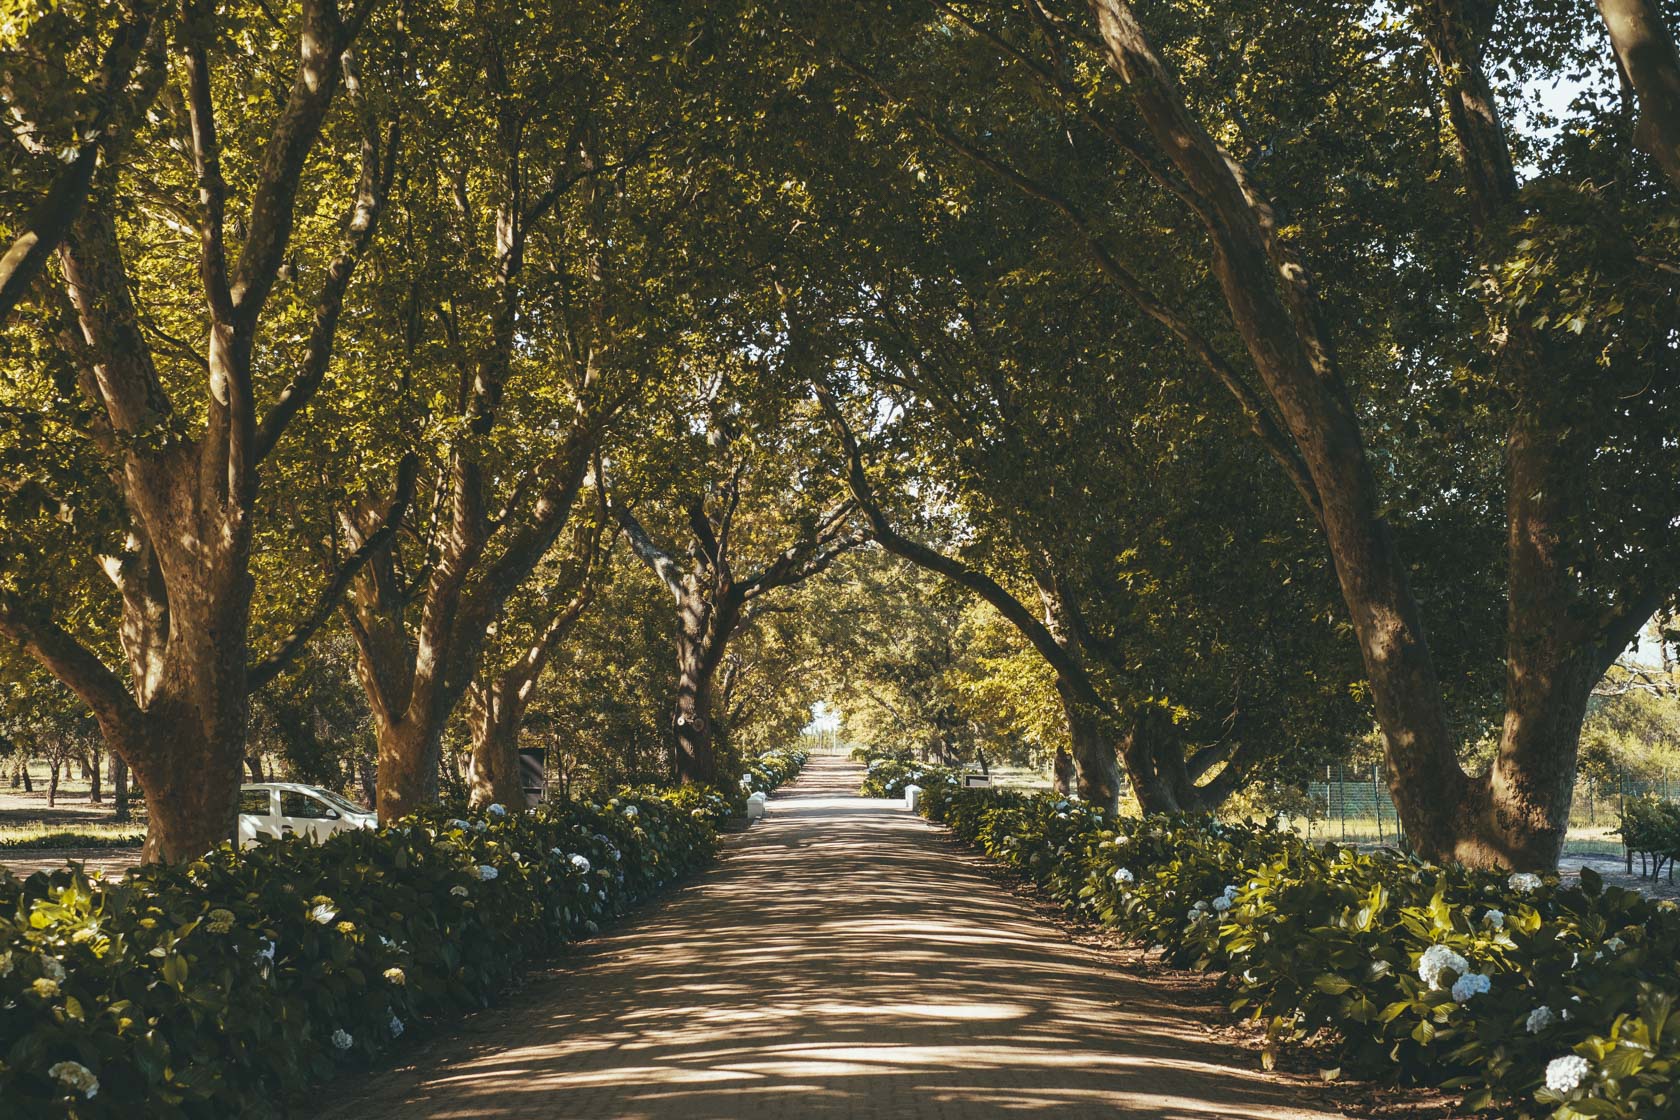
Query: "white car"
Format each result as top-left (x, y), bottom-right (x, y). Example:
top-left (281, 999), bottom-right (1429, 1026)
top-left (238, 783), bottom-right (377, 846)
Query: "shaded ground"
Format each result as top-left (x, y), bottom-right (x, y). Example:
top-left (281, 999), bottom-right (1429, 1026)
top-left (320, 757), bottom-right (1353, 1120)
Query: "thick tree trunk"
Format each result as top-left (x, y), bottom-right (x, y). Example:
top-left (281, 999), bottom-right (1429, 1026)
top-left (467, 684), bottom-right (528, 809)
top-left (673, 628), bottom-right (722, 785)
top-left (1058, 689), bottom-right (1123, 813)
top-left (1116, 709), bottom-right (1181, 815)
top-left (1598, 0), bottom-right (1680, 189)
top-left (112, 754), bottom-right (130, 822)
top-left (375, 718), bottom-right (441, 823)
top-left (123, 714), bottom-right (243, 863)
top-left (1051, 745), bottom-right (1076, 795)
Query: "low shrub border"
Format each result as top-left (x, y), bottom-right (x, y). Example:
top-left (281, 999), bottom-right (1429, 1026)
top-left (739, 746), bottom-right (810, 797)
top-left (0, 749), bottom-right (806, 1118)
top-left (921, 783), bottom-right (1680, 1120)
top-left (854, 749), bottom-right (961, 799)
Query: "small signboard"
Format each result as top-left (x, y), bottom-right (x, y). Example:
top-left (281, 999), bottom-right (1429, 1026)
top-left (963, 773), bottom-right (991, 788)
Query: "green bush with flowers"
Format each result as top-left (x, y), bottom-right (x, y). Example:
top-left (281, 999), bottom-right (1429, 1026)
top-left (738, 746), bottom-right (811, 798)
top-left (856, 749), bottom-right (961, 799)
top-left (920, 783), bottom-right (1680, 1120)
top-left (0, 752), bottom-right (811, 1120)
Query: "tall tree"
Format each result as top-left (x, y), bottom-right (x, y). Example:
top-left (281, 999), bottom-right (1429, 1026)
top-left (808, 0), bottom-right (1679, 866)
top-left (0, 0), bottom-right (404, 861)
top-left (614, 457), bottom-right (860, 783)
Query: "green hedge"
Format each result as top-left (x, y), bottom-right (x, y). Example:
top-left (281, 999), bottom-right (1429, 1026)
top-left (739, 746), bottom-right (810, 796)
top-left (0, 754), bottom-right (815, 1119)
top-left (922, 784), bottom-right (1680, 1120)
top-left (856, 750), bottom-right (960, 799)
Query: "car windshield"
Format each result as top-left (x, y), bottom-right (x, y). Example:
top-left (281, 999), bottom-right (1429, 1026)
top-left (312, 788), bottom-right (369, 816)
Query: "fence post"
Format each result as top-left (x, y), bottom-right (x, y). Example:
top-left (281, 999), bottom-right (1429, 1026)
top-left (1371, 763), bottom-right (1385, 845)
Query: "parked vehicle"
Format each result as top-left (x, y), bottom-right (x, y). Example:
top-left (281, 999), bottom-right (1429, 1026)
top-left (237, 783), bottom-right (377, 846)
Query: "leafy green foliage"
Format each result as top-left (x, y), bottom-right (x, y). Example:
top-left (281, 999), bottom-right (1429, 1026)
top-left (855, 747), bottom-right (961, 799)
top-left (923, 786), bottom-right (1680, 1119)
top-left (1618, 797), bottom-right (1680, 871)
top-left (0, 790), bottom-right (720, 1116)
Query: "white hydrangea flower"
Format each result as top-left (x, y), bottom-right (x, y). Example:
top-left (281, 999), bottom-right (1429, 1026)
top-left (1223, 885), bottom-right (1240, 901)
top-left (1417, 944), bottom-right (1470, 990)
top-left (1544, 1054), bottom-right (1591, 1094)
top-left (569, 854), bottom-right (591, 874)
top-left (1483, 909), bottom-right (1505, 930)
top-left (449, 819), bottom-right (471, 831)
top-left (1450, 972), bottom-right (1491, 1002)
top-left (449, 885), bottom-right (468, 898)
top-left (486, 803), bottom-right (507, 818)
top-left (332, 1029), bottom-right (353, 1051)
top-left (1112, 867), bottom-right (1135, 886)
top-left (623, 805), bottom-right (639, 819)
top-left (40, 956), bottom-right (66, 982)
top-left (477, 865), bottom-right (498, 881)
top-left (1602, 936), bottom-right (1626, 956)
top-left (1526, 1005), bottom-right (1556, 1033)
top-left (48, 1060), bottom-right (99, 1098)
top-left (309, 904), bottom-right (337, 925)
top-left (1211, 895), bottom-right (1232, 913)
top-left (1509, 872), bottom-right (1543, 893)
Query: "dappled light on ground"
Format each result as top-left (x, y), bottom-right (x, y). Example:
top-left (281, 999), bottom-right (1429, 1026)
top-left (323, 758), bottom-right (1346, 1119)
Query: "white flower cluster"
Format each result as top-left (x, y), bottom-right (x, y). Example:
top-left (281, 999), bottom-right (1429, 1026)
top-left (1544, 1054), bottom-right (1591, 1095)
top-left (309, 903), bottom-right (337, 925)
top-left (1482, 909), bottom-right (1505, 930)
top-left (331, 1029), bottom-right (354, 1051)
top-left (49, 1060), bottom-right (99, 1099)
top-left (1417, 944), bottom-right (1469, 990)
top-left (623, 805), bottom-right (639, 820)
top-left (1112, 867), bottom-right (1135, 886)
top-left (477, 865), bottom-right (498, 881)
top-left (1526, 1005), bottom-right (1556, 1034)
top-left (1211, 885), bottom-right (1239, 913)
top-left (569, 854), bottom-right (591, 875)
top-left (1508, 871), bottom-right (1543, 893)
top-left (486, 803), bottom-right (508, 818)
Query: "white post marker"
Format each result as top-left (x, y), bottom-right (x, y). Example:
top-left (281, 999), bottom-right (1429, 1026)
top-left (903, 784), bottom-right (923, 811)
top-left (746, 791), bottom-right (768, 820)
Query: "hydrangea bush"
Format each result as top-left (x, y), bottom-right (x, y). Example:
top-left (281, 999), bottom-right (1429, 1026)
top-left (0, 746), bottom-right (807, 1119)
top-left (738, 747), bottom-right (811, 798)
top-left (920, 783), bottom-right (1680, 1120)
top-left (855, 749), bottom-right (961, 799)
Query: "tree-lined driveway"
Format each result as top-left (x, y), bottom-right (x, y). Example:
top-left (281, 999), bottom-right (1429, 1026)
top-left (324, 756), bottom-right (1349, 1119)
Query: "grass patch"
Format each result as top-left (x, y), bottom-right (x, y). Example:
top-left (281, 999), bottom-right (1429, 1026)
top-left (0, 821), bottom-right (147, 850)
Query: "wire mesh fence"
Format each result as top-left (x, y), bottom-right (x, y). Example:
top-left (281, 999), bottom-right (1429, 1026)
top-left (1286, 766), bottom-right (1680, 857)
